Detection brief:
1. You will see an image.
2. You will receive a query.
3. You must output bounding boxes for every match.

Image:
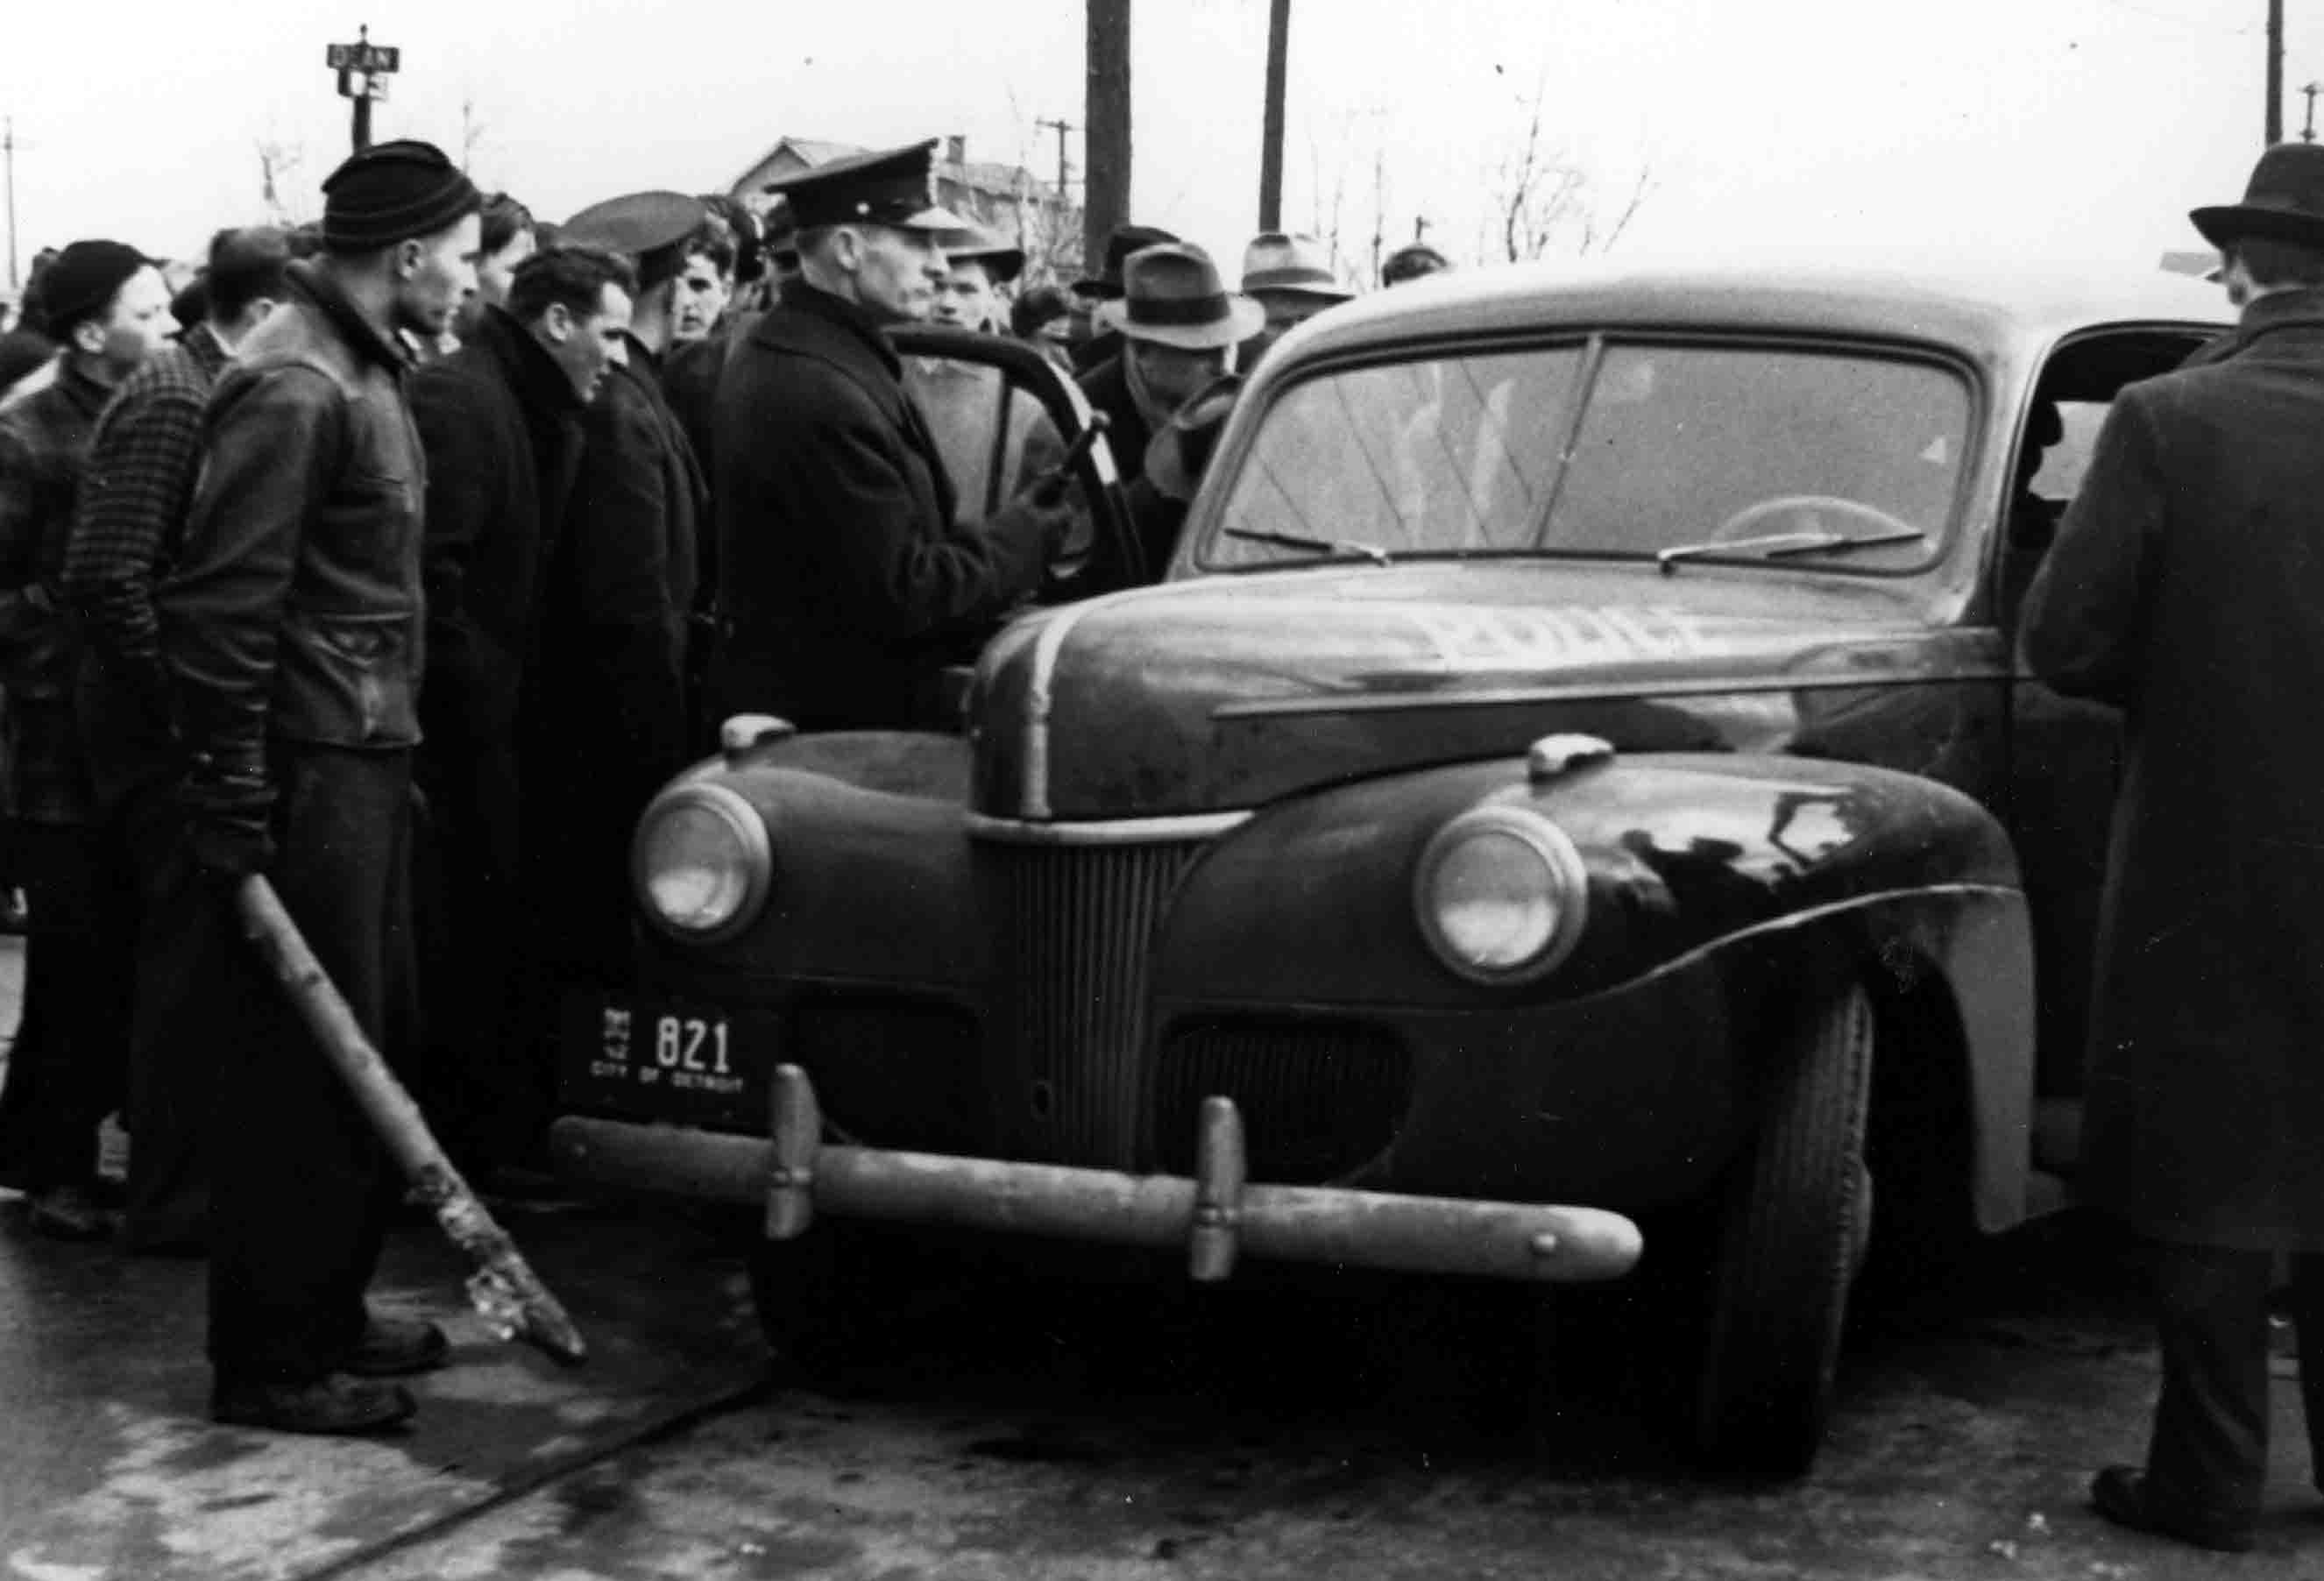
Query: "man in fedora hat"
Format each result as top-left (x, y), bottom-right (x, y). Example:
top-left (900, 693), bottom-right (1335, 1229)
top-left (1069, 223), bottom-right (1177, 373)
top-left (1238, 231), bottom-right (1353, 365)
top-left (708, 140), bottom-right (1075, 731)
top-left (2023, 139), bottom-right (2324, 1552)
top-left (1077, 242), bottom-right (1261, 497)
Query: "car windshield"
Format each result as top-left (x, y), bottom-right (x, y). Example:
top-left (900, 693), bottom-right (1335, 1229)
top-left (1202, 341), bottom-right (1973, 573)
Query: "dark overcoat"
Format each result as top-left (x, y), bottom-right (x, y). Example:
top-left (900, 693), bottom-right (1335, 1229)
top-left (409, 304), bottom-right (587, 755)
top-left (1076, 351), bottom-right (1153, 491)
top-left (2022, 287), bottom-right (2324, 1251)
top-left (706, 284), bottom-right (1053, 731)
top-left (528, 337), bottom-right (697, 979)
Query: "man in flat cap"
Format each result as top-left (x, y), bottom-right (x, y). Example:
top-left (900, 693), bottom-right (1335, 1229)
top-left (549, 193), bottom-right (705, 939)
top-left (0, 238), bottom-right (172, 1241)
top-left (2023, 140), bottom-right (2324, 1552)
top-left (708, 140), bottom-right (1075, 731)
top-left (408, 243), bottom-right (636, 1179)
top-left (907, 225), bottom-right (1059, 524)
top-left (155, 138), bottom-right (480, 1436)
top-left (60, 225), bottom-right (293, 1255)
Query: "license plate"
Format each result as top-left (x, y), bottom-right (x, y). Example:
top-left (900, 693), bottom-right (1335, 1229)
top-left (558, 988), bottom-right (764, 1131)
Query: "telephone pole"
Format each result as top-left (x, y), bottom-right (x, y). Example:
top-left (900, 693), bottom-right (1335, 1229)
top-left (1084, 0), bottom-right (1132, 268)
top-left (1258, 0), bottom-right (1291, 230)
top-left (3, 117), bottom-right (17, 293)
top-left (2268, 0), bottom-right (2285, 144)
top-left (1036, 116), bottom-right (1075, 202)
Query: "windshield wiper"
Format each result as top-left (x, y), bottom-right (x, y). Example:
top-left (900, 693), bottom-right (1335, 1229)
top-left (1222, 527), bottom-right (1393, 566)
top-left (1655, 527), bottom-right (1925, 576)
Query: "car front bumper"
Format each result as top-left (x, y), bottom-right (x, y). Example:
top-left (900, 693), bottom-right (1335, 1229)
top-left (549, 1064), bottom-right (1643, 1285)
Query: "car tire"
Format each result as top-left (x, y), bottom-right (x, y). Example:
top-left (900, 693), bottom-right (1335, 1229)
top-left (1690, 965), bottom-right (1874, 1476)
top-left (747, 1229), bottom-right (868, 1372)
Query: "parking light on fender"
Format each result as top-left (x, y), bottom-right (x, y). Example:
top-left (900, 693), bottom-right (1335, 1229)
top-left (1413, 805), bottom-right (1589, 985)
top-left (633, 783), bottom-right (773, 942)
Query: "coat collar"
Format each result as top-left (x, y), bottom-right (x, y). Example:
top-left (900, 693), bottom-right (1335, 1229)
top-left (475, 304), bottom-right (585, 415)
top-left (178, 322), bottom-right (232, 383)
top-left (782, 283), bottom-right (902, 378)
top-left (2189, 286), bottom-right (2324, 366)
top-left (284, 259), bottom-right (413, 377)
top-left (52, 356), bottom-right (114, 422)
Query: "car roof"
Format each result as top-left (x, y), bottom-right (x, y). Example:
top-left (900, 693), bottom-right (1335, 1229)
top-left (1278, 252), bottom-right (2234, 362)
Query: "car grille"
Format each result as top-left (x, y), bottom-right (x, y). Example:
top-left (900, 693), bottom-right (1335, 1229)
top-left (991, 838), bottom-right (1210, 1168)
top-left (1151, 1020), bottom-right (1414, 1184)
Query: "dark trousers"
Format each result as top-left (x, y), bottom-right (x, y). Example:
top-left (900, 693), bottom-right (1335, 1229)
top-left (197, 745), bottom-right (416, 1386)
top-left (0, 819), bottom-right (133, 1193)
top-left (413, 741), bottom-right (541, 1171)
top-left (2143, 1238), bottom-right (2324, 1521)
top-left (113, 782), bottom-right (213, 1249)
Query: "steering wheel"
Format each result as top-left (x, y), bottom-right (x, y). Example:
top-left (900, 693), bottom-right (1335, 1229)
top-left (1707, 494), bottom-right (1917, 544)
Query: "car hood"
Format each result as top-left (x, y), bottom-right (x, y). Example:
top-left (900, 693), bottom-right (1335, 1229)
top-left (971, 563), bottom-right (2004, 819)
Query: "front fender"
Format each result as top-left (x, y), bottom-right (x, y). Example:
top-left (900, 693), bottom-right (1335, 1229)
top-left (1150, 750), bottom-right (2022, 1010)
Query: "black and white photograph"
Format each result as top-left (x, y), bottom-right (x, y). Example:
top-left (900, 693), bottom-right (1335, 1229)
top-left (3, 0), bottom-right (2322, 1574)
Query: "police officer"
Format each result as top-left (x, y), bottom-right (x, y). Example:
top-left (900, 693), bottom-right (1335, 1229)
top-left (706, 140), bottom-right (1073, 732)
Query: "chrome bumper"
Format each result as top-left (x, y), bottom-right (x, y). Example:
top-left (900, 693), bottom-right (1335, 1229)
top-left (549, 1065), bottom-right (1643, 1284)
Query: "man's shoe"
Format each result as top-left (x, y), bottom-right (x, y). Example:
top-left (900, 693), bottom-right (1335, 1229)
top-left (211, 1375), bottom-right (416, 1436)
top-left (341, 1312), bottom-right (450, 1378)
top-left (2089, 1465), bottom-right (2257, 1554)
top-left (25, 1185), bottom-right (120, 1242)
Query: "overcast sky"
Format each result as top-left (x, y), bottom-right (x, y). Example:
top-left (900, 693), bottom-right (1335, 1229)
top-left (0, 0), bottom-right (2310, 289)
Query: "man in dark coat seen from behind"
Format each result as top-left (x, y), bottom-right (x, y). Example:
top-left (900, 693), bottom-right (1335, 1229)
top-left (2022, 141), bottom-right (2324, 1554)
top-left (707, 140), bottom-right (1073, 732)
top-left (156, 140), bottom-right (481, 1436)
top-left (408, 243), bottom-right (634, 1174)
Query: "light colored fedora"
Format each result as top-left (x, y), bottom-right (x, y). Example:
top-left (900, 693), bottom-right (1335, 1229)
top-left (1095, 244), bottom-right (1265, 351)
top-left (1239, 231), bottom-right (1353, 301)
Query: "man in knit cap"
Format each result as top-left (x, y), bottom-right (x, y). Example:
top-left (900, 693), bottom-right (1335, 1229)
top-left (155, 139), bottom-right (479, 1436)
top-left (0, 238), bottom-right (173, 1240)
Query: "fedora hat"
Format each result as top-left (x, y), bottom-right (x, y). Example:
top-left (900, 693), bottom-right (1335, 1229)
top-left (1240, 231), bottom-right (1352, 301)
top-left (2193, 143), bottom-right (2324, 250)
top-left (1095, 244), bottom-right (1265, 351)
top-left (1072, 223), bottom-right (1179, 299)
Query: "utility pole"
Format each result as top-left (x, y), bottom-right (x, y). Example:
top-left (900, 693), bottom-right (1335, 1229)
top-left (2268, 0), bottom-right (2285, 144)
top-left (3, 117), bottom-right (17, 294)
top-left (1258, 0), bottom-right (1291, 230)
top-left (1084, 0), bottom-right (1132, 269)
top-left (1036, 116), bottom-right (1075, 202)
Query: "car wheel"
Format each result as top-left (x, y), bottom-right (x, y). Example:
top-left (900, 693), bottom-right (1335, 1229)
top-left (746, 1229), bottom-right (864, 1372)
top-left (1691, 968), bottom-right (1874, 1476)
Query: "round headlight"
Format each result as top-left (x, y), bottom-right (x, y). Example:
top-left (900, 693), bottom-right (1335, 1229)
top-left (1413, 805), bottom-right (1589, 985)
top-left (632, 783), bottom-right (772, 941)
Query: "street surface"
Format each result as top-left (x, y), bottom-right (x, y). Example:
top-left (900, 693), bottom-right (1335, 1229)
top-left (2, 925), bottom-right (2320, 1579)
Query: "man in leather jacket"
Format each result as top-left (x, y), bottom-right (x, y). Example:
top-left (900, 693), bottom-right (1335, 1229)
top-left (154, 140), bottom-right (480, 1437)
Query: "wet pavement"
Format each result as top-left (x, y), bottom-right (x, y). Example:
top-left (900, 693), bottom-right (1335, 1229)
top-left (322, 1223), bottom-right (2324, 1579)
top-left (0, 938), bottom-right (768, 1581)
top-left (4, 911), bottom-right (2323, 1577)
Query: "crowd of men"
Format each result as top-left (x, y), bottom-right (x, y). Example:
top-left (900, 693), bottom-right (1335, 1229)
top-left (0, 134), bottom-right (1449, 1437)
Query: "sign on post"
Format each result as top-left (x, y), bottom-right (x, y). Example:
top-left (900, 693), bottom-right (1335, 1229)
top-left (325, 40), bottom-right (400, 73)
